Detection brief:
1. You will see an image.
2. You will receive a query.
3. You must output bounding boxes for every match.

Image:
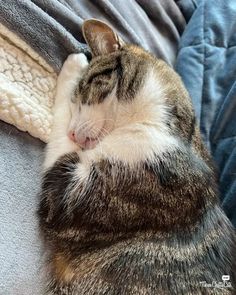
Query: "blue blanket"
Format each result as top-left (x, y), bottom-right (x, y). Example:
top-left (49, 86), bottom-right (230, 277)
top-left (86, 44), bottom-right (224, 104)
top-left (176, 0), bottom-right (236, 226)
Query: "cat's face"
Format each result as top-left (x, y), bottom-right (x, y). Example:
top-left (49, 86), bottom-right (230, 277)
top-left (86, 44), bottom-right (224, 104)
top-left (67, 20), bottom-right (153, 150)
top-left (68, 77), bottom-right (117, 150)
top-left (67, 20), bottom-right (194, 151)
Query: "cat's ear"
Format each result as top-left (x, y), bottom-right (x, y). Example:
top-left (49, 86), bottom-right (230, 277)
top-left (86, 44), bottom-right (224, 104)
top-left (82, 19), bottom-right (124, 57)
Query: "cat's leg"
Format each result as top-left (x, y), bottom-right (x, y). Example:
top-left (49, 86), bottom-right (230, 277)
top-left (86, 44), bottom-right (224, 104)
top-left (44, 53), bottom-right (89, 170)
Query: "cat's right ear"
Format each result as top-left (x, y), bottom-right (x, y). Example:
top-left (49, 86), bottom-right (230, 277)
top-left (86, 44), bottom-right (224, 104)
top-left (82, 19), bottom-right (124, 57)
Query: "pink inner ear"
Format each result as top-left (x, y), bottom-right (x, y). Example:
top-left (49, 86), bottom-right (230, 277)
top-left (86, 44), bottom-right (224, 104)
top-left (82, 19), bottom-right (121, 56)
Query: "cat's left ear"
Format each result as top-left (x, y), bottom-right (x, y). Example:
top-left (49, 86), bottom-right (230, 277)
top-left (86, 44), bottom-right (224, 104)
top-left (82, 19), bottom-right (125, 57)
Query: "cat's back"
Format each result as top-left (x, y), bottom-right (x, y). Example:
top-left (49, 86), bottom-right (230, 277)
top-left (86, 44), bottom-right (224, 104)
top-left (48, 210), bottom-right (236, 295)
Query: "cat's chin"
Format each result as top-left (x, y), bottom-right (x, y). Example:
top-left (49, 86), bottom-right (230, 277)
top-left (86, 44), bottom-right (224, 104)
top-left (80, 137), bottom-right (99, 151)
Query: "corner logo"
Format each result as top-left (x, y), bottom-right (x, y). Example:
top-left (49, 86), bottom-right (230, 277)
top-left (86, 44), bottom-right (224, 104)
top-left (200, 275), bottom-right (232, 289)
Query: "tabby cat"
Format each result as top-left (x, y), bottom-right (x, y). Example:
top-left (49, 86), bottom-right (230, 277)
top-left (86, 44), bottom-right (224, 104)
top-left (38, 19), bottom-right (236, 294)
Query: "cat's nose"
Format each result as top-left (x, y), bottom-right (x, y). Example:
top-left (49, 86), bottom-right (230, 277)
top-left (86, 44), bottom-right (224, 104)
top-left (68, 130), bottom-right (76, 143)
top-left (68, 130), bottom-right (88, 147)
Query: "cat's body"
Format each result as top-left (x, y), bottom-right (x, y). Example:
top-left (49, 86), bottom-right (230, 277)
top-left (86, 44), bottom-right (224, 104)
top-left (38, 20), bottom-right (236, 294)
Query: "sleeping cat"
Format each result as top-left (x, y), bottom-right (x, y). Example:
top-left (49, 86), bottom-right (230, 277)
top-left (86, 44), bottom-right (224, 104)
top-left (38, 19), bottom-right (236, 294)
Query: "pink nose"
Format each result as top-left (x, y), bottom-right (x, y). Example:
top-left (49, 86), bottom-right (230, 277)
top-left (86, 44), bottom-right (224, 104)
top-left (68, 130), bottom-right (76, 142)
top-left (68, 130), bottom-right (88, 147)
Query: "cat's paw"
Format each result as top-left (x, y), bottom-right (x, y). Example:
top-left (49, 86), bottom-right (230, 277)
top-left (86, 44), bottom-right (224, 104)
top-left (60, 53), bottom-right (89, 79)
top-left (55, 53), bottom-right (89, 106)
top-left (57, 53), bottom-right (89, 88)
top-left (67, 53), bottom-right (89, 70)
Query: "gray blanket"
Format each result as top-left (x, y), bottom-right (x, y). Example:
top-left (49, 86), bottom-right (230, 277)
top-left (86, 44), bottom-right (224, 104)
top-left (0, 121), bottom-right (45, 295)
top-left (0, 1), bottom-right (186, 294)
top-left (0, 0), bottom-right (185, 71)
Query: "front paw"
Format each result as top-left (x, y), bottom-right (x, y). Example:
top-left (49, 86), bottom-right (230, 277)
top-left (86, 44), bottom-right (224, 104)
top-left (66, 53), bottom-right (89, 71)
top-left (55, 53), bottom-right (89, 107)
top-left (58, 53), bottom-right (89, 83)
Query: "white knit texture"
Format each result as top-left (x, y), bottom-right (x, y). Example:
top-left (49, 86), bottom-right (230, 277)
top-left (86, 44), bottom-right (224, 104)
top-left (0, 24), bottom-right (57, 142)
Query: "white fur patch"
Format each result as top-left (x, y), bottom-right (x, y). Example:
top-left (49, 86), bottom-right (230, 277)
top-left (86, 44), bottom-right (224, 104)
top-left (99, 128), bottom-right (178, 165)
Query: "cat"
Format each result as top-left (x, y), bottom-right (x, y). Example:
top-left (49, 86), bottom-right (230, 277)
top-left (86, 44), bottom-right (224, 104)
top-left (38, 19), bottom-right (236, 295)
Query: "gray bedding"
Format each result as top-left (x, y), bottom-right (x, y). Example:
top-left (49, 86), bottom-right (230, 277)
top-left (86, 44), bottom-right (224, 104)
top-left (0, 0), bottom-right (185, 71)
top-left (0, 121), bottom-right (45, 295)
top-left (0, 1), bottom-right (185, 294)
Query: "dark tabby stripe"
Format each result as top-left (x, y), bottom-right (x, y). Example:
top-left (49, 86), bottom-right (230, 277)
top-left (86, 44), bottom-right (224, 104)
top-left (74, 47), bottom-right (149, 105)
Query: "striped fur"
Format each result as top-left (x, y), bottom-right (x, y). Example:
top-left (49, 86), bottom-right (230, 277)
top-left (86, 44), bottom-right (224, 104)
top-left (38, 20), bottom-right (236, 294)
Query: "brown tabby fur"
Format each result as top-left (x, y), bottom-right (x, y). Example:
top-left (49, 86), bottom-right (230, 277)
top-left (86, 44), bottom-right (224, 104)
top-left (38, 20), bottom-right (236, 295)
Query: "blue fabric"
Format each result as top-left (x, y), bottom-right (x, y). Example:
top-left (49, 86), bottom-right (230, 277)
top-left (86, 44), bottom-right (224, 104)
top-left (176, 0), bottom-right (236, 227)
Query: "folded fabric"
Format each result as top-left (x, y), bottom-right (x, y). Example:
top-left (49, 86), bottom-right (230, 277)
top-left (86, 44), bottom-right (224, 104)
top-left (0, 24), bottom-right (56, 142)
top-left (0, 0), bottom-right (185, 72)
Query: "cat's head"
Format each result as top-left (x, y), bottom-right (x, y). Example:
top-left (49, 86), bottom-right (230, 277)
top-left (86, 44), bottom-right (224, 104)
top-left (68, 19), bottom-right (194, 150)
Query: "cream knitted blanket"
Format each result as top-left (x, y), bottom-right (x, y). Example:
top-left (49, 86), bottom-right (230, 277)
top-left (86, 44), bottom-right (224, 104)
top-left (0, 24), bottom-right (56, 143)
